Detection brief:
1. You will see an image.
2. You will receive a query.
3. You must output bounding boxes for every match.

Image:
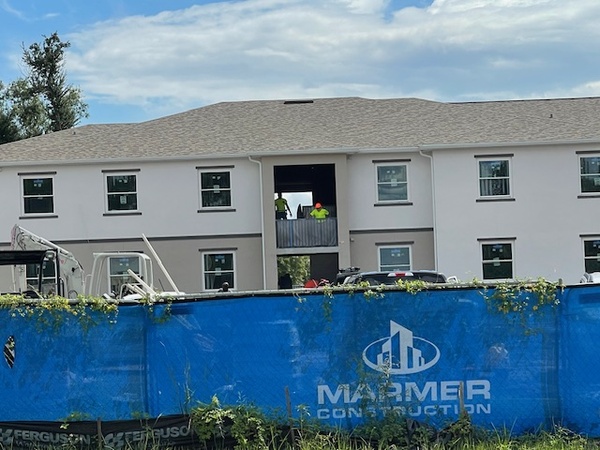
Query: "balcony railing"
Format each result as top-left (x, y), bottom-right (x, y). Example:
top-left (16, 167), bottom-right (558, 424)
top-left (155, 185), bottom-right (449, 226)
top-left (276, 218), bottom-right (338, 248)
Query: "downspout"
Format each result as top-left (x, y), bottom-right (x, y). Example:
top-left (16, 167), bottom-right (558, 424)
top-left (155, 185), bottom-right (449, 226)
top-left (249, 156), bottom-right (267, 288)
top-left (419, 148), bottom-right (438, 271)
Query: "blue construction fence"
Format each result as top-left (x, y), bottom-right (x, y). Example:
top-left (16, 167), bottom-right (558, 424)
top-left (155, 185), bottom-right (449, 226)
top-left (0, 282), bottom-right (599, 447)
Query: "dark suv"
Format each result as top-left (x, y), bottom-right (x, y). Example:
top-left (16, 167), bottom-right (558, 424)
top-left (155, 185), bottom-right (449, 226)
top-left (340, 270), bottom-right (448, 286)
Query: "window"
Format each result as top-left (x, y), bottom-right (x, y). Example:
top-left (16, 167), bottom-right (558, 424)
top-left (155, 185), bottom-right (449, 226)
top-left (583, 239), bottom-right (600, 273)
top-left (481, 242), bottom-right (513, 280)
top-left (376, 164), bottom-right (408, 202)
top-left (106, 173), bottom-right (138, 212)
top-left (108, 255), bottom-right (143, 297)
top-left (22, 175), bottom-right (54, 214)
top-left (202, 252), bottom-right (235, 290)
top-left (580, 156), bottom-right (600, 193)
top-left (378, 246), bottom-right (411, 271)
top-left (478, 159), bottom-right (511, 197)
top-left (25, 258), bottom-right (58, 295)
top-left (199, 171), bottom-right (232, 208)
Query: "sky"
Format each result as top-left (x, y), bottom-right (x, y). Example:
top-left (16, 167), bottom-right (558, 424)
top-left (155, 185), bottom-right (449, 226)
top-left (1, 0), bottom-right (600, 126)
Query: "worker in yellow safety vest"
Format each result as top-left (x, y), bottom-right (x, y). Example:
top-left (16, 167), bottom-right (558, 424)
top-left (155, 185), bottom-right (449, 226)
top-left (309, 202), bottom-right (329, 220)
top-left (274, 193), bottom-right (292, 219)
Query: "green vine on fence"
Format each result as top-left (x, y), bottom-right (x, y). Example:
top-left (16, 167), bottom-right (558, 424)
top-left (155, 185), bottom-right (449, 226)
top-left (0, 294), bottom-right (120, 332)
top-left (0, 293), bottom-right (175, 331)
top-left (481, 278), bottom-right (562, 329)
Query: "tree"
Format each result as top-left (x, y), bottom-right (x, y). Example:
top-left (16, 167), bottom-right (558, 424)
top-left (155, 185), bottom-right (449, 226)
top-left (277, 256), bottom-right (310, 288)
top-left (0, 82), bottom-right (21, 144)
top-left (0, 32), bottom-right (88, 143)
top-left (23, 32), bottom-right (88, 132)
top-left (1, 79), bottom-right (48, 140)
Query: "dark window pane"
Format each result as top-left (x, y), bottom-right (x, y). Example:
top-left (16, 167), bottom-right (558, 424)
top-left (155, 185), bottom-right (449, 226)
top-left (585, 259), bottom-right (600, 273)
top-left (110, 256), bottom-right (141, 275)
top-left (483, 261), bottom-right (513, 279)
top-left (23, 178), bottom-right (53, 196)
top-left (378, 184), bottom-right (407, 201)
top-left (479, 160), bottom-right (509, 178)
top-left (201, 190), bottom-right (231, 207)
top-left (24, 197), bottom-right (54, 214)
top-left (581, 175), bottom-right (600, 193)
top-left (380, 247), bottom-right (410, 270)
top-left (204, 272), bottom-right (234, 290)
top-left (108, 193), bottom-right (137, 211)
top-left (584, 240), bottom-right (600, 257)
top-left (482, 243), bottom-right (512, 260)
top-left (201, 172), bottom-right (230, 189)
top-left (204, 253), bottom-right (234, 271)
top-left (107, 175), bottom-right (137, 193)
top-left (581, 157), bottom-right (600, 175)
top-left (480, 178), bottom-right (510, 196)
top-left (26, 260), bottom-right (56, 279)
top-left (377, 166), bottom-right (406, 183)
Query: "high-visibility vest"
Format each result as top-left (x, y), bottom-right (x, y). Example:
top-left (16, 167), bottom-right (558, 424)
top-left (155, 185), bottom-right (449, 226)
top-left (310, 208), bottom-right (329, 219)
top-left (274, 198), bottom-right (288, 212)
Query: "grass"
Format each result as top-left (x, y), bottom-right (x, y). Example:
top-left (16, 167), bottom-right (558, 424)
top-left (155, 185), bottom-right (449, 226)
top-left (183, 399), bottom-right (600, 450)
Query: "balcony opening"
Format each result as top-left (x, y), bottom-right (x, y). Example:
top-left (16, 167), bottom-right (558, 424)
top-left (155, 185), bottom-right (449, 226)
top-left (277, 254), bottom-right (339, 288)
top-left (274, 163), bottom-right (337, 249)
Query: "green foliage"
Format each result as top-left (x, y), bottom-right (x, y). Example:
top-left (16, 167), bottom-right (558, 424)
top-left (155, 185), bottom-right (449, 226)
top-left (482, 278), bottom-right (561, 331)
top-left (59, 411), bottom-right (91, 430)
top-left (189, 395), bottom-right (279, 449)
top-left (1, 77), bottom-right (48, 139)
top-left (138, 295), bottom-right (174, 323)
top-left (0, 293), bottom-right (119, 332)
top-left (278, 255), bottom-right (311, 287)
top-left (0, 32), bottom-right (88, 142)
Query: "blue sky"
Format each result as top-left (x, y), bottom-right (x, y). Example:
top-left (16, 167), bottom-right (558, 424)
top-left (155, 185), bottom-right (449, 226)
top-left (1, 0), bottom-right (600, 125)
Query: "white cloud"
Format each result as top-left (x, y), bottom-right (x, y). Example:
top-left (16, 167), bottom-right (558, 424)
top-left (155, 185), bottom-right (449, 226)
top-left (64, 0), bottom-right (600, 119)
top-left (0, 0), bottom-right (24, 19)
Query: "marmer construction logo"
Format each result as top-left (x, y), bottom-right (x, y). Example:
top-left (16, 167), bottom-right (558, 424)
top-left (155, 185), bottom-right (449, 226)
top-left (362, 321), bottom-right (440, 375)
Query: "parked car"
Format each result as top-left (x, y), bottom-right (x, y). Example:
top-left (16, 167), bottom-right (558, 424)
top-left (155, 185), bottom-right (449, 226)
top-left (340, 270), bottom-right (449, 286)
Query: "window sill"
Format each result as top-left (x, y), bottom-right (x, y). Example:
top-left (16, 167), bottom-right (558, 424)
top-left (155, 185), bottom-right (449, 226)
top-left (103, 211), bottom-right (142, 216)
top-left (577, 194), bottom-right (600, 199)
top-left (476, 197), bottom-right (515, 203)
top-left (374, 201), bottom-right (413, 207)
top-left (19, 214), bottom-right (58, 220)
top-left (197, 208), bottom-right (237, 213)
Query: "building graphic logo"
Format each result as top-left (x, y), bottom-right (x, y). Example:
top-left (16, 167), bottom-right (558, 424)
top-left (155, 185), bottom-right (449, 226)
top-left (362, 321), bottom-right (440, 375)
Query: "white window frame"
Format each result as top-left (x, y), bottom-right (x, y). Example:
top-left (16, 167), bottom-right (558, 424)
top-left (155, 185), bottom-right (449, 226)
top-left (21, 174), bottom-right (55, 215)
top-left (579, 155), bottom-right (600, 194)
top-left (198, 168), bottom-right (233, 209)
top-left (378, 245), bottom-right (411, 271)
top-left (201, 251), bottom-right (236, 290)
top-left (105, 171), bottom-right (139, 213)
top-left (375, 162), bottom-right (409, 203)
top-left (481, 240), bottom-right (514, 281)
top-left (477, 157), bottom-right (512, 198)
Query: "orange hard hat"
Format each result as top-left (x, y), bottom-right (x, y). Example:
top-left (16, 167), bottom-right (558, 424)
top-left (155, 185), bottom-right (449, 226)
top-left (315, 202), bottom-right (322, 208)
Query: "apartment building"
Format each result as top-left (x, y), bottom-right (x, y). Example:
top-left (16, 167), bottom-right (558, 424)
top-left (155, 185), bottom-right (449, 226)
top-left (1, 96), bottom-right (599, 294)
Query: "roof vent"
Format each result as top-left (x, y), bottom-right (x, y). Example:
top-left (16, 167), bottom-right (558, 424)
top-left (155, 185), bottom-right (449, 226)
top-left (283, 100), bottom-right (314, 105)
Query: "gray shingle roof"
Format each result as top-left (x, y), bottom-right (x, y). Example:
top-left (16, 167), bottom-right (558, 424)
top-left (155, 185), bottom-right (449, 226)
top-left (2, 96), bottom-right (600, 163)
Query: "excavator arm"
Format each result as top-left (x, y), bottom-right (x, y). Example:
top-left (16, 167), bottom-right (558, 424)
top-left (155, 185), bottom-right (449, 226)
top-left (10, 225), bottom-right (85, 298)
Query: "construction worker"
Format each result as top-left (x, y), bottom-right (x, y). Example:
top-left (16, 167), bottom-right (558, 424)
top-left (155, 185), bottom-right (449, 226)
top-left (309, 202), bottom-right (329, 220)
top-left (274, 193), bottom-right (292, 219)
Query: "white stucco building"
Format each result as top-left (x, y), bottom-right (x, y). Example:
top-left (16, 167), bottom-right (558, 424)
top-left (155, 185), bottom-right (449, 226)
top-left (1, 96), bottom-right (599, 293)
